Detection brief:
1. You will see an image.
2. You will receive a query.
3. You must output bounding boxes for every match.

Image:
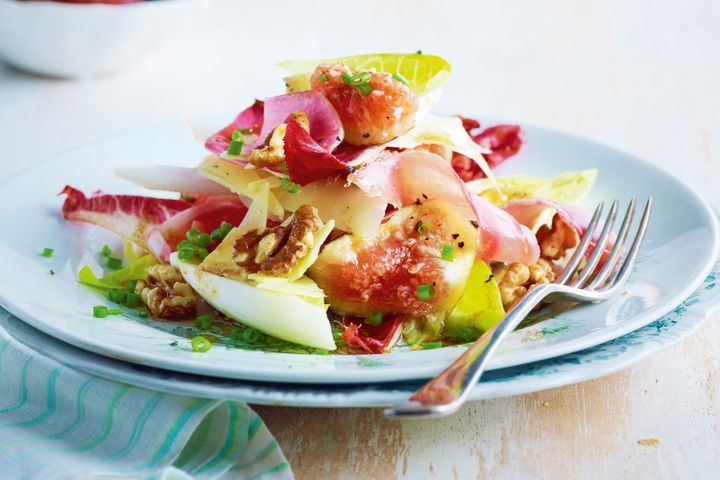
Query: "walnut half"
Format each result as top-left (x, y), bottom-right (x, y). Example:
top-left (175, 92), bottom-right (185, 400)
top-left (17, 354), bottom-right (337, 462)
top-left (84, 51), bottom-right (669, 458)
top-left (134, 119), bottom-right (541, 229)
top-left (498, 258), bottom-right (555, 309)
top-left (536, 214), bottom-right (579, 260)
top-left (498, 212), bottom-right (579, 309)
top-left (233, 204), bottom-right (323, 277)
top-left (135, 265), bottom-right (198, 318)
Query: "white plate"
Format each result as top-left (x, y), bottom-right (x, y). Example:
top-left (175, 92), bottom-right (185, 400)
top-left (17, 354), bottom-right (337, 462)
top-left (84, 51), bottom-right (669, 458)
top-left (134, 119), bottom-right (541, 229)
top-left (0, 119), bottom-right (717, 384)
top-left (2, 259), bottom-right (718, 407)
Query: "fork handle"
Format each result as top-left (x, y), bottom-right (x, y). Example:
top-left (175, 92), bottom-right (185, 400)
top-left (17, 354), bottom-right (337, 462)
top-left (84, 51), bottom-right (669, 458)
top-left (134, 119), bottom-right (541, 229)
top-left (385, 284), bottom-right (554, 418)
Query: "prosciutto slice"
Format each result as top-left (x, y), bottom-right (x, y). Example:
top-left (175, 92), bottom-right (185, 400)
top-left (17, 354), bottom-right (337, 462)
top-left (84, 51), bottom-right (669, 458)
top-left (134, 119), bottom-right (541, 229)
top-left (503, 198), bottom-right (614, 265)
top-left (349, 151), bottom-right (540, 264)
top-left (502, 198), bottom-right (595, 238)
top-left (60, 186), bottom-right (191, 246)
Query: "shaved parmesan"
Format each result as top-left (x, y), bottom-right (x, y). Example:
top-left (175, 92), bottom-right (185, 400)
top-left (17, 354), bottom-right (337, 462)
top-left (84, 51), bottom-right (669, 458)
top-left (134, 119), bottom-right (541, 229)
top-left (196, 156), bottom-right (285, 219)
top-left (278, 179), bottom-right (386, 238)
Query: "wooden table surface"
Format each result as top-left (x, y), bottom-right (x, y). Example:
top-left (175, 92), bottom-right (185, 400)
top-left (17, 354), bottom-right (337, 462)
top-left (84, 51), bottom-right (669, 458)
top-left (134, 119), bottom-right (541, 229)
top-left (1, 0), bottom-right (718, 478)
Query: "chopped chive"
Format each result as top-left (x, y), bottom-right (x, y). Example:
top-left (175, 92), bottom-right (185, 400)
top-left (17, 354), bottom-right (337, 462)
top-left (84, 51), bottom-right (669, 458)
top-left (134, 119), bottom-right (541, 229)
top-left (210, 222), bottom-right (232, 242)
top-left (341, 73), bottom-right (353, 85)
top-left (194, 233), bottom-right (211, 248)
top-left (422, 341), bottom-right (443, 350)
top-left (226, 130), bottom-right (245, 157)
top-left (186, 228), bottom-right (202, 242)
top-left (349, 72), bottom-right (371, 85)
top-left (191, 336), bottom-right (212, 353)
top-left (125, 292), bottom-right (139, 308)
top-left (194, 314), bottom-right (213, 330)
top-left (137, 307), bottom-right (149, 318)
top-left (177, 249), bottom-right (196, 262)
top-left (230, 326), bottom-right (243, 341)
top-left (197, 248), bottom-right (209, 261)
top-left (369, 311), bottom-right (383, 326)
top-left (281, 177), bottom-right (300, 194)
top-left (93, 305), bottom-right (108, 318)
top-left (106, 256), bottom-right (123, 270)
top-left (106, 308), bottom-right (124, 315)
top-left (416, 222), bottom-right (431, 236)
top-left (332, 331), bottom-right (342, 340)
top-left (458, 327), bottom-right (480, 342)
top-left (356, 82), bottom-right (372, 95)
top-left (319, 73), bottom-right (329, 83)
top-left (101, 244), bottom-right (112, 257)
top-left (41, 247), bottom-right (54, 258)
top-left (242, 328), bottom-right (262, 343)
top-left (127, 280), bottom-right (138, 292)
top-left (108, 288), bottom-right (126, 304)
top-left (392, 72), bottom-right (409, 85)
top-left (177, 239), bottom-right (196, 250)
top-left (313, 348), bottom-right (330, 355)
top-left (416, 284), bottom-right (435, 300)
top-left (441, 243), bottom-right (455, 262)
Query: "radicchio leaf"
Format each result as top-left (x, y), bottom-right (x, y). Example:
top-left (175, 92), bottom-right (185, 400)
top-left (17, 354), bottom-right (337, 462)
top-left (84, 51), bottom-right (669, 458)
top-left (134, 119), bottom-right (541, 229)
top-left (205, 100), bottom-right (264, 156)
top-left (283, 117), bottom-right (349, 186)
top-left (452, 116), bottom-right (524, 181)
top-left (340, 315), bottom-right (404, 354)
top-left (60, 186), bottom-right (191, 247)
top-left (246, 91), bottom-right (343, 152)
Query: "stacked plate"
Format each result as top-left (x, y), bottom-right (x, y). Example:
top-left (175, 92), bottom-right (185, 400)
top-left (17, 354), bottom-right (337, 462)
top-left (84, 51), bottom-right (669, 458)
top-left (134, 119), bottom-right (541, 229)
top-left (0, 120), bottom-right (717, 407)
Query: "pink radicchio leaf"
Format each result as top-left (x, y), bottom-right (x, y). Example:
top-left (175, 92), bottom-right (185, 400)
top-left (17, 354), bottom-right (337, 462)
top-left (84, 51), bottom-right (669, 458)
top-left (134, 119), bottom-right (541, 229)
top-left (349, 151), bottom-right (540, 264)
top-left (246, 91), bottom-right (344, 153)
top-left (453, 116), bottom-right (524, 181)
top-left (340, 314), bottom-right (404, 354)
top-left (205, 100), bottom-right (264, 157)
top-left (283, 117), bottom-right (349, 186)
top-left (60, 186), bottom-right (191, 248)
top-left (283, 116), bottom-right (389, 186)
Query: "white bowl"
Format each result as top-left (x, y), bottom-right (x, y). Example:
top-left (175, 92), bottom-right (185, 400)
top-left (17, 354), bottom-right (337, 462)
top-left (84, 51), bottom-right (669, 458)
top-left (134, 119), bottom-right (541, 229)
top-left (0, 0), bottom-right (207, 78)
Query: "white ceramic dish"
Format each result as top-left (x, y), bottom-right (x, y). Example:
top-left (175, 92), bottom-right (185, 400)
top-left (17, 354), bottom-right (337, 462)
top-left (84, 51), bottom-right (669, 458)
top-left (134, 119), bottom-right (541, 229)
top-left (0, 118), bottom-right (716, 384)
top-left (0, 0), bottom-right (207, 78)
top-left (2, 258), bottom-right (718, 406)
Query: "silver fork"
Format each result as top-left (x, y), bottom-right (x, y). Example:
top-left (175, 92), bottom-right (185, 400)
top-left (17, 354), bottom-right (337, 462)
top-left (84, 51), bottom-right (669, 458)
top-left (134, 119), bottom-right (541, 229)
top-left (385, 197), bottom-right (652, 419)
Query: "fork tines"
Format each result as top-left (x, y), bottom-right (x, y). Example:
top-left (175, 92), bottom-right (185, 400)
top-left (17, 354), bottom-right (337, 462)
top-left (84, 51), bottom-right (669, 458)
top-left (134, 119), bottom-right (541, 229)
top-left (558, 198), bottom-right (652, 293)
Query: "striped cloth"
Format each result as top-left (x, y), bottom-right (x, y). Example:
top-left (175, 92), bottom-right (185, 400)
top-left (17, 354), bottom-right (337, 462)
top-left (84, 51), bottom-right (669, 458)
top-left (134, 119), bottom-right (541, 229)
top-left (0, 318), bottom-right (293, 480)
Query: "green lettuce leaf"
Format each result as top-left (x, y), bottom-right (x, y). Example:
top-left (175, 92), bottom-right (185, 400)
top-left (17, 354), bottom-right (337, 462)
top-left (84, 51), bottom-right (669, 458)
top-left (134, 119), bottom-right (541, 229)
top-left (468, 169), bottom-right (598, 206)
top-left (278, 52), bottom-right (452, 95)
top-left (78, 254), bottom-right (157, 290)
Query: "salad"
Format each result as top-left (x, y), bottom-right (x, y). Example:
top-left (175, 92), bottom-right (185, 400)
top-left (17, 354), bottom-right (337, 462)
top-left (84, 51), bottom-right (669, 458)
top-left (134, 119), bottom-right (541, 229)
top-left (60, 53), bottom-right (598, 354)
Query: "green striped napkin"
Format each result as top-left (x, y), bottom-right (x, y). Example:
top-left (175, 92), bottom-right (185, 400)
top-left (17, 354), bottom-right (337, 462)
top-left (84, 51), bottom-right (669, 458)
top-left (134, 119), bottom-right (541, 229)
top-left (0, 320), bottom-right (292, 480)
